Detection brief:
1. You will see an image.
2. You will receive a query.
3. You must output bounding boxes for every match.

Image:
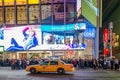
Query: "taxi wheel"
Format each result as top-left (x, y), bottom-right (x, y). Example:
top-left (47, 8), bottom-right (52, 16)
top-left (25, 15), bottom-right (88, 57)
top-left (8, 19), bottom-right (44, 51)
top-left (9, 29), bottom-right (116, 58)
top-left (57, 68), bottom-right (65, 74)
top-left (30, 68), bottom-right (36, 74)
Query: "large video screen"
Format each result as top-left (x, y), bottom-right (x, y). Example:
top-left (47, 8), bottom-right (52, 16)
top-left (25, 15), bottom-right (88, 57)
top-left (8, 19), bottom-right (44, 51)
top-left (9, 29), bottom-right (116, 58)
top-left (4, 25), bottom-right (41, 51)
top-left (3, 23), bottom-right (86, 51)
top-left (82, 0), bottom-right (98, 27)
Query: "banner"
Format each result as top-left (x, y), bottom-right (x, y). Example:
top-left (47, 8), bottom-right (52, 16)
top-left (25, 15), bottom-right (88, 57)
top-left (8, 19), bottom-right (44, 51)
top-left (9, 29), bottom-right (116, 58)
top-left (82, 0), bottom-right (98, 27)
top-left (28, 0), bottom-right (39, 4)
top-left (4, 0), bottom-right (14, 6)
top-left (83, 27), bottom-right (96, 38)
top-left (104, 28), bottom-right (109, 42)
top-left (16, 0), bottom-right (26, 5)
top-left (41, 23), bottom-right (86, 32)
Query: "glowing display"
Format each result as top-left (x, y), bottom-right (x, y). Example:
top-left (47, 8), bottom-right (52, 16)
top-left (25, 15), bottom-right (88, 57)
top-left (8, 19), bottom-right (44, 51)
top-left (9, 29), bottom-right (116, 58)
top-left (28, 0), bottom-right (39, 4)
top-left (2, 23), bottom-right (88, 51)
top-left (41, 23), bottom-right (86, 31)
top-left (16, 0), bottom-right (26, 5)
top-left (82, 0), bottom-right (98, 27)
top-left (4, 0), bottom-right (14, 5)
top-left (4, 25), bottom-right (41, 51)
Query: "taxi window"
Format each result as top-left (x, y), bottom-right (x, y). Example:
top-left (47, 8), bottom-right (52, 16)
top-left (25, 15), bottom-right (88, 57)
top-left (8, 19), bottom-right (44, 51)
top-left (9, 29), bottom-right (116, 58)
top-left (40, 61), bottom-right (49, 65)
top-left (60, 60), bottom-right (66, 64)
top-left (50, 61), bottom-right (58, 65)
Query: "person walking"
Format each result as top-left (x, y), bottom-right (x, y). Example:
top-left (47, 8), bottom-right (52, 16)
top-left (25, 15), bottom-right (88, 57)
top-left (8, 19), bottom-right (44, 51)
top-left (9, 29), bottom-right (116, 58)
top-left (114, 58), bottom-right (119, 71)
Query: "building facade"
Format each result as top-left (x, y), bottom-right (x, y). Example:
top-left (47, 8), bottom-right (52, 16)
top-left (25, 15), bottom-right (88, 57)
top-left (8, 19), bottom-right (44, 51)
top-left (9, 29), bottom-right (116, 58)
top-left (0, 0), bottom-right (97, 60)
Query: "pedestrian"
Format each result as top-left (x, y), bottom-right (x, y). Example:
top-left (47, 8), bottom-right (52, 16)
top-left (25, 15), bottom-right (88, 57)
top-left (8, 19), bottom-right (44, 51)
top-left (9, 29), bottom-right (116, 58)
top-left (114, 58), bottom-right (119, 71)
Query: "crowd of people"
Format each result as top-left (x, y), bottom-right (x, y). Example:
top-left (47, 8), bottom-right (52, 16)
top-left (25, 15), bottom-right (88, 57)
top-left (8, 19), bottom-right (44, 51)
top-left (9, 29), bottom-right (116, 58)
top-left (0, 57), bottom-right (120, 71)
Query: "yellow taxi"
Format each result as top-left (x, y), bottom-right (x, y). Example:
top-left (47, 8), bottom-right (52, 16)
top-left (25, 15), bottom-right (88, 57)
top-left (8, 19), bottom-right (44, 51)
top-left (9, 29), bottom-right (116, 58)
top-left (26, 59), bottom-right (74, 74)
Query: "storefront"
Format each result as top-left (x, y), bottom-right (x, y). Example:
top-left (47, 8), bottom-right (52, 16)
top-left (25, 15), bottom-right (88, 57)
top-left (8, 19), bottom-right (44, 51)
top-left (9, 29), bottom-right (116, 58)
top-left (1, 21), bottom-right (97, 60)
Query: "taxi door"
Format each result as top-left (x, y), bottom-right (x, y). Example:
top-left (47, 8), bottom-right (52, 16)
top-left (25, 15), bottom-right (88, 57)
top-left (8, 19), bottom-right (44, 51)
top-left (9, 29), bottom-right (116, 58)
top-left (39, 61), bottom-right (49, 72)
top-left (49, 61), bottom-right (59, 72)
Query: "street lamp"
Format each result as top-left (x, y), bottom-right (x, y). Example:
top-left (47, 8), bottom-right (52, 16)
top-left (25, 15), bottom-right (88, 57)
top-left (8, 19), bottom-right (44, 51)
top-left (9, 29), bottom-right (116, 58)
top-left (109, 22), bottom-right (113, 59)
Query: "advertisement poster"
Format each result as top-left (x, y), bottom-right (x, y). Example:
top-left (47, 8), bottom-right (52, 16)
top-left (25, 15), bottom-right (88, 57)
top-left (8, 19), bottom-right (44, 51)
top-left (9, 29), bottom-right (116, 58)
top-left (82, 0), bottom-right (98, 27)
top-left (4, 0), bottom-right (14, 5)
top-left (16, 0), bottom-right (26, 5)
top-left (4, 25), bottom-right (41, 51)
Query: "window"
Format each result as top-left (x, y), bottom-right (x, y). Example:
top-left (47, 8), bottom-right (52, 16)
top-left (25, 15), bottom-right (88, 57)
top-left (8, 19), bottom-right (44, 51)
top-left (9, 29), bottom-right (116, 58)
top-left (41, 0), bottom-right (52, 4)
top-left (17, 6), bottom-right (27, 24)
top-left (5, 7), bottom-right (15, 24)
top-left (60, 60), bottom-right (66, 64)
top-left (41, 5), bottom-right (52, 24)
top-left (66, 3), bottom-right (76, 23)
top-left (28, 5), bottom-right (40, 24)
top-left (50, 61), bottom-right (58, 65)
top-left (53, 3), bottom-right (64, 24)
top-left (40, 61), bottom-right (49, 65)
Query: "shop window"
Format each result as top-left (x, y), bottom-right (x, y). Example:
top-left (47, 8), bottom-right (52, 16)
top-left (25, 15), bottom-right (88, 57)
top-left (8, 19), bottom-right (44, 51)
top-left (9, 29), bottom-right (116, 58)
top-left (29, 53), bottom-right (40, 59)
top-left (17, 6), bottom-right (27, 24)
top-left (28, 5), bottom-right (40, 24)
top-left (41, 5), bottom-right (52, 24)
top-left (0, 8), bottom-right (3, 24)
top-left (5, 7), bottom-right (15, 24)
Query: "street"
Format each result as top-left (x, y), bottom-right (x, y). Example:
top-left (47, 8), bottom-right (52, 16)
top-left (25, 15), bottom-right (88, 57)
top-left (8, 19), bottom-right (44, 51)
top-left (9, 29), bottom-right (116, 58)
top-left (0, 67), bottom-right (120, 80)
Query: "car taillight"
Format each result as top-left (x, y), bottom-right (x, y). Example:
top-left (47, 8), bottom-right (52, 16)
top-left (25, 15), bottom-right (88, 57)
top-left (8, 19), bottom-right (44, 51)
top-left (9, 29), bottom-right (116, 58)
top-left (70, 64), bottom-right (74, 68)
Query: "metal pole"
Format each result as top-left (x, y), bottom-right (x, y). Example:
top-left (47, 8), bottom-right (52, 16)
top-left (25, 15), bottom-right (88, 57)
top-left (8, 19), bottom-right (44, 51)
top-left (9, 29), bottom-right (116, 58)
top-left (109, 22), bottom-right (113, 59)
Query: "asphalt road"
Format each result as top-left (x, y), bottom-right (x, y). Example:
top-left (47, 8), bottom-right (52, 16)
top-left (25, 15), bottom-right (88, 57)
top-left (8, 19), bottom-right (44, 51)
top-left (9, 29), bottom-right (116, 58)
top-left (0, 67), bottom-right (120, 80)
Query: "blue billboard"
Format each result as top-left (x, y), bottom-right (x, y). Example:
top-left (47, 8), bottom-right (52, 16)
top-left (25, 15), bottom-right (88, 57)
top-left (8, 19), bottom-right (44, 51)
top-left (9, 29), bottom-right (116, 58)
top-left (40, 23), bottom-right (86, 32)
top-left (83, 27), bottom-right (96, 38)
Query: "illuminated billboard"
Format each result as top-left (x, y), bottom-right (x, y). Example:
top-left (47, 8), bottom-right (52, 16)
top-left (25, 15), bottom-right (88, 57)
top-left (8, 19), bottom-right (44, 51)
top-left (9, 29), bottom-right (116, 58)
top-left (3, 23), bottom-right (86, 51)
top-left (82, 0), bottom-right (98, 27)
top-left (4, 25), bottom-right (41, 51)
top-left (16, 0), bottom-right (26, 5)
top-left (4, 0), bottom-right (14, 6)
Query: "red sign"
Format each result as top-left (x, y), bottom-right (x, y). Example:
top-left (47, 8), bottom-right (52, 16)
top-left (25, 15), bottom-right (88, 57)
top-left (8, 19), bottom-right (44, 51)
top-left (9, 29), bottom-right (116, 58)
top-left (104, 48), bottom-right (109, 55)
top-left (104, 28), bottom-right (109, 42)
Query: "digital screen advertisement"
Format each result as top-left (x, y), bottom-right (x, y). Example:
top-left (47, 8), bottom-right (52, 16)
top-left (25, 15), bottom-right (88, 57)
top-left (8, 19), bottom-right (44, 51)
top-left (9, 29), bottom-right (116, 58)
top-left (4, 25), bottom-right (41, 51)
top-left (1, 23), bottom-right (88, 51)
top-left (82, 0), bottom-right (98, 27)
